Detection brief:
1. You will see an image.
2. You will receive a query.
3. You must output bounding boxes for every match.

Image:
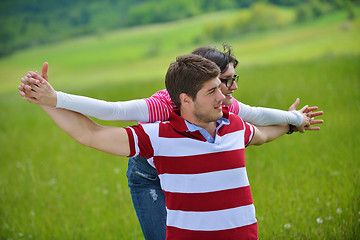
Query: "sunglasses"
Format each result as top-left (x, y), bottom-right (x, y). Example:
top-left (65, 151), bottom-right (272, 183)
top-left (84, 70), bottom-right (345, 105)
top-left (219, 75), bottom-right (239, 88)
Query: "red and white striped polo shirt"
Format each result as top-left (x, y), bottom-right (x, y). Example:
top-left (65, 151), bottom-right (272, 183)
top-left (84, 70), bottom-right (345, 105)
top-left (125, 108), bottom-right (257, 240)
top-left (144, 89), bottom-right (240, 122)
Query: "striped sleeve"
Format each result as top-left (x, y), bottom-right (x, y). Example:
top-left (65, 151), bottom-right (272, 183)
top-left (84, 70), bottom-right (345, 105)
top-left (125, 125), bottom-right (154, 159)
top-left (243, 120), bottom-right (255, 147)
top-left (144, 89), bottom-right (176, 123)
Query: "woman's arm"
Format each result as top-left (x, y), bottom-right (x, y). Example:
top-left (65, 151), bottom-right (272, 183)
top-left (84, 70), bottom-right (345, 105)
top-left (21, 71), bottom-right (174, 123)
top-left (235, 100), bottom-right (303, 126)
top-left (56, 92), bottom-right (149, 122)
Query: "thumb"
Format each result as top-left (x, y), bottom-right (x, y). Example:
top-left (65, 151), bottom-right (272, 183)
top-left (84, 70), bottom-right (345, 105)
top-left (41, 62), bottom-right (49, 82)
top-left (288, 98), bottom-right (300, 111)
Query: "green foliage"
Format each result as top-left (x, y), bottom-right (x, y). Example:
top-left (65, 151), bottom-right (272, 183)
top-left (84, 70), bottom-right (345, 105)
top-left (295, 0), bottom-right (358, 22)
top-left (2, 0), bottom-right (358, 57)
top-left (1, 8), bottom-right (360, 239)
top-left (0, 0), bottom-right (238, 57)
top-left (204, 3), bottom-right (294, 41)
top-left (128, 0), bottom-right (202, 25)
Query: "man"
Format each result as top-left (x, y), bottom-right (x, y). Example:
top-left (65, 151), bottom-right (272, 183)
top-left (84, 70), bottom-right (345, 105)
top-left (19, 45), bottom-right (323, 240)
top-left (19, 54), bottom-right (315, 239)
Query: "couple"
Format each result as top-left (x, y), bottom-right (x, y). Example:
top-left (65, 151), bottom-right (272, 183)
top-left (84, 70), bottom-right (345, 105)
top-left (19, 45), bottom-right (323, 240)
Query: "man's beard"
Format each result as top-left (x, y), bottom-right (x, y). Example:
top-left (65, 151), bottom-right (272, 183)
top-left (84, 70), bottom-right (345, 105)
top-left (193, 102), bottom-right (223, 123)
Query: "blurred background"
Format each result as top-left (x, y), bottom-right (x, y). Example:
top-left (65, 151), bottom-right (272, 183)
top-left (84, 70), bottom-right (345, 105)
top-left (0, 0), bottom-right (359, 239)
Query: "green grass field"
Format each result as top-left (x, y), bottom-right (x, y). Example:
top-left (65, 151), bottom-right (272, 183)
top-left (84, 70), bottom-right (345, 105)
top-left (1, 8), bottom-right (360, 240)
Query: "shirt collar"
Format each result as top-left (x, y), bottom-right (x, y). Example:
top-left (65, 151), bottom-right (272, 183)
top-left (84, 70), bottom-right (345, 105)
top-left (184, 118), bottom-right (230, 133)
top-left (169, 106), bottom-right (230, 133)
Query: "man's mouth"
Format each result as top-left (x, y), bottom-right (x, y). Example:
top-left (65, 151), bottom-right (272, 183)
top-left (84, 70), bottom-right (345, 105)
top-left (215, 105), bottom-right (222, 110)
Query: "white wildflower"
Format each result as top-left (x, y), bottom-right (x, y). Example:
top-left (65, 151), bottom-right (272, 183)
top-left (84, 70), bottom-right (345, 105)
top-left (48, 178), bottom-right (57, 186)
top-left (16, 162), bottom-right (23, 169)
top-left (284, 223), bottom-right (291, 229)
top-left (326, 216), bottom-right (332, 221)
top-left (336, 208), bottom-right (342, 214)
top-left (316, 217), bottom-right (323, 224)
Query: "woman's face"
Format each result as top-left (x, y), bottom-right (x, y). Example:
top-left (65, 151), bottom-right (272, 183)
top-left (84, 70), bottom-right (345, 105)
top-left (219, 63), bottom-right (238, 106)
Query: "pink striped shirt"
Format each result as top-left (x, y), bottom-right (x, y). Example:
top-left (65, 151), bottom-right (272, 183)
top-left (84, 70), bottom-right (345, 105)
top-left (144, 89), bottom-right (240, 122)
top-left (125, 108), bottom-right (257, 240)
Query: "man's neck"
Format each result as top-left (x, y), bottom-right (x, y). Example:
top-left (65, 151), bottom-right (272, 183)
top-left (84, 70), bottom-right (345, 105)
top-left (180, 109), bottom-right (218, 138)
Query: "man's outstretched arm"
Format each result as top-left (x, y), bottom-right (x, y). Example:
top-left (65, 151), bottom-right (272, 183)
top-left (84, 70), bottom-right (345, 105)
top-left (20, 79), bottom-right (131, 157)
top-left (250, 124), bottom-right (291, 146)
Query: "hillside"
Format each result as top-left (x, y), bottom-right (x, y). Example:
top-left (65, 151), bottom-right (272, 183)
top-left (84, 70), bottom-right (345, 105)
top-left (2, 0), bottom-right (354, 56)
top-left (0, 7), bottom-right (359, 95)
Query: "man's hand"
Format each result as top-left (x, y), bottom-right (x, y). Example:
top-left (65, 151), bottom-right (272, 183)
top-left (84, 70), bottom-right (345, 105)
top-left (18, 72), bottom-right (57, 106)
top-left (18, 62), bottom-right (58, 106)
top-left (288, 98), bottom-right (324, 132)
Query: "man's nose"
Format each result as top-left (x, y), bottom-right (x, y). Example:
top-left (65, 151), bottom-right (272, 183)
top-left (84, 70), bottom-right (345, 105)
top-left (217, 88), bottom-right (226, 101)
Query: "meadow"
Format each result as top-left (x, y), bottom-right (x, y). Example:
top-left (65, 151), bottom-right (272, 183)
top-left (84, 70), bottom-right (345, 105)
top-left (1, 8), bottom-right (360, 240)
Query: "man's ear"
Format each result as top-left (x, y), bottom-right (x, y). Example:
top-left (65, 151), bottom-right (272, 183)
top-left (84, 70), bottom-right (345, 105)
top-left (179, 93), bottom-right (192, 106)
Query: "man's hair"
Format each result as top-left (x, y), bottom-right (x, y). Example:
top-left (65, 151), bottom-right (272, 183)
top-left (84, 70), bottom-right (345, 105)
top-left (192, 44), bottom-right (238, 74)
top-left (165, 54), bottom-right (220, 108)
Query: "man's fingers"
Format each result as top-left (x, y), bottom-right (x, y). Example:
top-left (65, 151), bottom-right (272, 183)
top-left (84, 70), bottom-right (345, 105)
top-left (300, 105), bottom-right (309, 113)
top-left (23, 96), bottom-right (40, 104)
top-left (308, 111), bottom-right (324, 118)
top-left (311, 119), bottom-right (324, 125)
top-left (22, 76), bottom-right (41, 86)
top-left (27, 71), bottom-right (44, 82)
top-left (305, 126), bottom-right (321, 130)
top-left (23, 84), bottom-right (32, 92)
top-left (304, 106), bottom-right (318, 113)
top-left (22, 84), bottom-right (38, 98)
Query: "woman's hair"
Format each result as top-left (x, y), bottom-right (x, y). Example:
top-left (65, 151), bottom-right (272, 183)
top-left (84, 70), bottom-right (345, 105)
top-left (191, 44), bottom-right (238, 74)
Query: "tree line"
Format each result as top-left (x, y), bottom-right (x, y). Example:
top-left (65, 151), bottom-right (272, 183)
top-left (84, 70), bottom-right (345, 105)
top-left (204, 0), bottom-right (357, 42)
top-left (0, 0), bottom-right (358, 57)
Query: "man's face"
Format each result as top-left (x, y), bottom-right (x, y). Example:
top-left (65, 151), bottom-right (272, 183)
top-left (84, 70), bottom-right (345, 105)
top-left (191, 77), bottom-right (225, 124)
top-left (219, 63), bottom-right (238, 106)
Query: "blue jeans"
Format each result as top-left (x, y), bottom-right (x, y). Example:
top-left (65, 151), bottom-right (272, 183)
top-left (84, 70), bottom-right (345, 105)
top-left (126, 156), bottom-right (166, 240)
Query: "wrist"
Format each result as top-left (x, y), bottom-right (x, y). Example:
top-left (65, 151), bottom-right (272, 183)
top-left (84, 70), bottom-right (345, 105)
top-left (287, 124), bottom-right (295, 134)
top-left (291, 111), bottom-right (303, 127)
